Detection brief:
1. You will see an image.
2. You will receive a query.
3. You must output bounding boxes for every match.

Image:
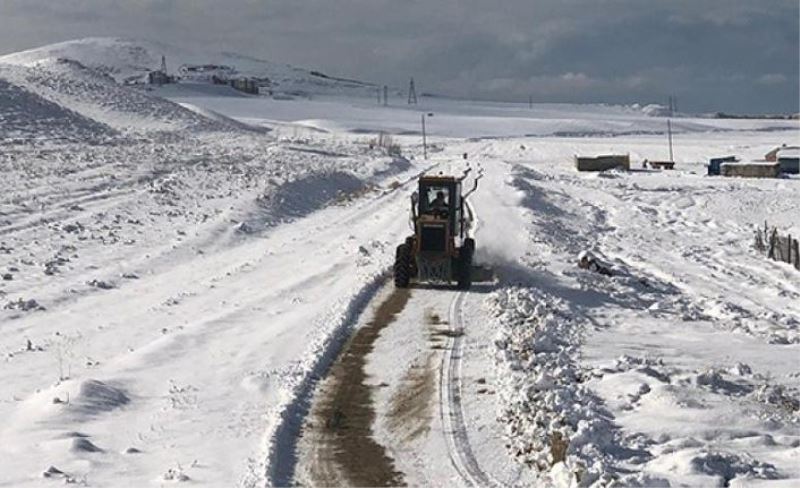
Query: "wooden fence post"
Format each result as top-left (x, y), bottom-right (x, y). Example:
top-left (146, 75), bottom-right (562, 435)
top-left (779, 236), bottom-right (785, 262)
top-left (759, 224), bottom-right (800, 270)
top-left (768, 229), bottom-right (776, 259)
top-left (794, 239), bottom-right (800, 270)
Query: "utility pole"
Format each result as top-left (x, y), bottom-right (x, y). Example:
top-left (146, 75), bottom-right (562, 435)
top-left (421, 112), bottom-right (433, 159)
top-left (383, 85), bottom-right (388, 106)
top-left (377, 87), bottom-right (381, 105)
top-left (408, 77), bottom-right (418, 105)
top-left (667, 119), bottom-right (674, 162)
top-left (529, 95), bottom-right (533, 109)
top-left (421, 113), bottom-right (427, 159)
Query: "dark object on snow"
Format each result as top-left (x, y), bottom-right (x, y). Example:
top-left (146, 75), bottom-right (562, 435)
top-left (578, 251), bottom-right (614, 276)
top-left (4, 298), bottom-right (45, 311)
top-left (575, 154), bottom-right (630, 172)
top-left (708, 156), bottom-right (737, 175)
top-left (71, 437), bottom-right (104, 453)
top-left (42, 466), bottom-right (65, 478)
top-left (86, 279), bottom-right (115, 290)
top-left (648, 160), bottom-right (675, 170)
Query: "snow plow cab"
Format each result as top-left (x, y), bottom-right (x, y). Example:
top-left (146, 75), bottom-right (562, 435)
top-left (394, 168), bottom-right (483, 290)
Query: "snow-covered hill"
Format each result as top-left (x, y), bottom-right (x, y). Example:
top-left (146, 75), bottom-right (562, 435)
top-left (0, 37), bottom-right (378, 97)
top-left (0, 74), bottom-right (115, 142)
top-left (0, 59), bottom-right (243, 135)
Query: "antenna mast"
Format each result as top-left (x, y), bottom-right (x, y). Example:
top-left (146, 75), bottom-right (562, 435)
top-left (408, 77), bottom-right (417, 105)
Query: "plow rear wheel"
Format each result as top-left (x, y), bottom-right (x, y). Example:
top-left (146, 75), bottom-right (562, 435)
top-left (405, 237), bottom-right (418, 277)
top-left (457, 239), bottom-right (475, 290)
top-left (394, 243), bottom-right (412, 288)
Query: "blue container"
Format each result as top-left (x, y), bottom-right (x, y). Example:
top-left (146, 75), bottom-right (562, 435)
top-left (708, 156), bottom-right (737, 175)
top-left (779, 157), bottom-right (800, 174)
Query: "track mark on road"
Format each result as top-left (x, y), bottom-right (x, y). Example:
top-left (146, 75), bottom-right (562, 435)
top-left (441, 291), bottom-right (496, 487)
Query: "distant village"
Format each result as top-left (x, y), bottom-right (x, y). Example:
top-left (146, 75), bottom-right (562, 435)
top-left (575, 144), bottom-right (799, 178)
top-left (142, 55), bottom-right (800, 181)
top-left (144, 55), bottom-right (267, 95)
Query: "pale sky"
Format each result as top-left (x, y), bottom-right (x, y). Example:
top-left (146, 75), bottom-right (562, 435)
top-left (0, 0), bottom-right (798, 113)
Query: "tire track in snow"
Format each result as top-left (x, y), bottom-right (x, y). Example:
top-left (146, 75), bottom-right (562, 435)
top-left (438, 166), bottom-right (499, 487)
top-left (440, 291), bottom-right (498, 487)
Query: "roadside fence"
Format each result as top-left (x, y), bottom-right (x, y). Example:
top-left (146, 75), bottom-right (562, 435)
top-left (755, 222), bottom-right (800, 270)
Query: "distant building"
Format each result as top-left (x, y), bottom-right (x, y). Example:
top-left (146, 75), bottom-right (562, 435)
top-left (720, 162), bottom-right (780, 178)
top-left (765, 147), bottom-right (781, 161)
top-left (229, 78), bottom-right (259, 95)
top-left (179, 64), bottom-right (236, 82)
top-left (148, 70), bottom-right (173, 85)
top-left (765, 144), bottom-right (800, 161)
top-left (148, 55), bottom-right (175, 86)
top-left (777, 148), bottom-right (800, 174)
top-left (575, 154), bottom-right (630, 172)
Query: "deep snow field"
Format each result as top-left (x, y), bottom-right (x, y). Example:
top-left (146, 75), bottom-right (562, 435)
top-left (1, 39), bottom-right (800, 487)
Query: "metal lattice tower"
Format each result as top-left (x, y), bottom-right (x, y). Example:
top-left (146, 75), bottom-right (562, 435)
top-left (408, 77), bottom-right (417, 105)
top-left (161, 55), bottom-right (167, 74)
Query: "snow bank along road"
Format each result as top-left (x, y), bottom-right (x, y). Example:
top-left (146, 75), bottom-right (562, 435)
top-left (2, 84), bottom-right (800, 486)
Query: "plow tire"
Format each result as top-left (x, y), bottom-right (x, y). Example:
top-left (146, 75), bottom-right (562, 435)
top-left (457, 239), bottom-right (475, 290)
top-left (405, 236), bottom-right (418, 277)
top-left (394, 243), bottom-right (412, 288)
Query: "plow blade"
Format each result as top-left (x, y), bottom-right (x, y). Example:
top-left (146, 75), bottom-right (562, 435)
top-left (470, 264), bottom-right (495, 283)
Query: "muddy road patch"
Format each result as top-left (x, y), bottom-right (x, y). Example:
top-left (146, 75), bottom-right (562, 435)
top-left (386, 352), bottom-right (436, 444)
top-left (304, 287), bottom-right (410, 487)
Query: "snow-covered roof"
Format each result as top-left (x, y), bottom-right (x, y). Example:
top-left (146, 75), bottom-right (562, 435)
top-left (777, 147), bottom-right (800, 159)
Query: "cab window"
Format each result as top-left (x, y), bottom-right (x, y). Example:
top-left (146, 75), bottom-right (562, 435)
top-left (421, 185), bottom-right (450, 215)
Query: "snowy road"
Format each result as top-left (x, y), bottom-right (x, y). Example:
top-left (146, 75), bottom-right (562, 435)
top-left (295, 280), bottom-right (525, 487)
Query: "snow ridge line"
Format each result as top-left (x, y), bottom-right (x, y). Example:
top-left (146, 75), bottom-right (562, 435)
top-left (440, 291), bottom-right (498, 487)
top-left (260, 271), bottom-right (390, 487)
